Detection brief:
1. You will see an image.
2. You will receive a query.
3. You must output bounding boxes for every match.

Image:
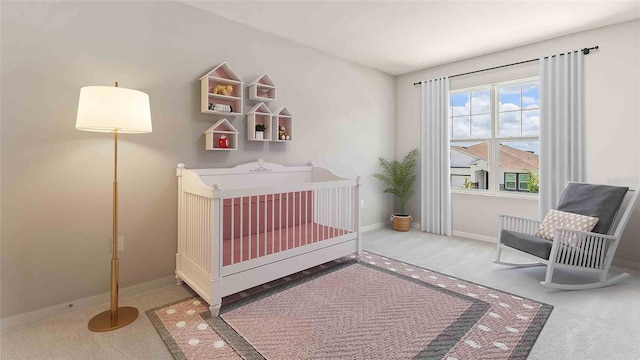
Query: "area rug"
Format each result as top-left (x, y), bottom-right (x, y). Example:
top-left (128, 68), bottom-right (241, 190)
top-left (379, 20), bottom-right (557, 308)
top-left (147, 252), bottom-right (552, 360)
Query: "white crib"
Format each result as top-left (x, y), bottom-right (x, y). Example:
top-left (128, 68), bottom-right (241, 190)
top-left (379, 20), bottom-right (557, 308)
top-left (176, 159), bottom-right (362, 316)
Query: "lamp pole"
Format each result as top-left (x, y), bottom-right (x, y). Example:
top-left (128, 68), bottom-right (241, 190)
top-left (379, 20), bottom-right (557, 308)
top-left (87, 82), bottom-right (139, 332)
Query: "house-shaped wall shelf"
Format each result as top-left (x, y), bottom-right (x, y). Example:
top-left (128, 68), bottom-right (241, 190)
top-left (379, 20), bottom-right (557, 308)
top-left (204, 119), bottom-right (239, 151)
top-left (199, 62), bottom-right (244, 116)
top-left (246, 103), bottom-right (272, 142)
top-left (248, 74), bottom-right (276, 102)
top-left (273, 106), bottom-right (293, 142)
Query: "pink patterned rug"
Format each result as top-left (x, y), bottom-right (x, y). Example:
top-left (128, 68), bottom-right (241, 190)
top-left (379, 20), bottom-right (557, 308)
top-left (147, 252), bottom-right (552, 360)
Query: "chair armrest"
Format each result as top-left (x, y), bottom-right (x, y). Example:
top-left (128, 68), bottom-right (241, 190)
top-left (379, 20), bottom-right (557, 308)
top-left (550, 228), bottom-right (617, 268)
top-left (554, 228), bottom-right (617, 242)
top-left (499, 214), bottom-right (542, 235)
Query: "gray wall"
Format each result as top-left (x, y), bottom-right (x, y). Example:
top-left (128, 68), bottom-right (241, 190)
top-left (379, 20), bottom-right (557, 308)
top-left (395, 19), bottom-right (640, 265)
top-left (0, 1), bottom-right (394, 318)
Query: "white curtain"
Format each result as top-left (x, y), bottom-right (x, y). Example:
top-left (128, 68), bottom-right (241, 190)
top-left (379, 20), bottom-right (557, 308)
top-left (539, 51), bottom-right (585, 218)
top-left (421, 77), bottom-right (452, 235)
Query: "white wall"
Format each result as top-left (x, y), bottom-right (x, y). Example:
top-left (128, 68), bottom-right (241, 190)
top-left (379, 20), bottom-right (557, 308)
top-left (0, 1), bottom-right (394, 318)
top-left (395, 19), bottom-right (640, 265)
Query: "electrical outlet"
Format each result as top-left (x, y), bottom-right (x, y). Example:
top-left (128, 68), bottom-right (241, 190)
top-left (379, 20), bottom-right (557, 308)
top-left (110, 236), bottom-right (125, 253)
top-left (360, 199), bottom-right (365, 208)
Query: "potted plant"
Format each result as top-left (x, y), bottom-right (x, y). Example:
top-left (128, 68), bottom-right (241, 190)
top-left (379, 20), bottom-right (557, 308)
top-left (373, 149), bottom-right (419, 231)
top-left (255, 124), bottom-right (265, 140)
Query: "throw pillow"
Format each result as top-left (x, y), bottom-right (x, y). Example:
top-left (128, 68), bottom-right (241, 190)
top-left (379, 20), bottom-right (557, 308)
top-left (535, 209), bottom-right (599, 241)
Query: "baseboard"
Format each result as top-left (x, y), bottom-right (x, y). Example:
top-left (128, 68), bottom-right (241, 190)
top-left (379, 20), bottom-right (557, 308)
top-left (0, 275), bottom-right (175, 331)
top-left (452, 230), bottom-right (497, 243)
top-left (362, 222), bottom-right (386, 233)
top-left (612, 258), bottom-right (640, 270)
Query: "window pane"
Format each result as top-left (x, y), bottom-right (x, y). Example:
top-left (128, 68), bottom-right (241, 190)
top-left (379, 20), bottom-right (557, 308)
top-left (451, 93), bottom-right (470, 116)
top-left (522, 109), bottom-right (540, 136)
top-left (499, 111), bottom-right (521, 137)
top-left (504, 173), bottom-right (517, 190)
top-left (499, 140), bottom-right (539, 193)
top-left (522, 81), bottom-right (540, 109)
top-left (471, 89), bottom-right (490, 114)
top-left (499, 84), bottom-right (521, 111)
top-left (452, 116), bottom-right (470, 139)
top-left (450, 141), bottom-right (489, 190)
top-left (518, 174), bottom-right (530, 190)
top-left (471, 114), bottom-right (491, 138)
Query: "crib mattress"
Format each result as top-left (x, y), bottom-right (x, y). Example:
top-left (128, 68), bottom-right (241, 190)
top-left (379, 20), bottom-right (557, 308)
top-left (222, 222), bottom-right (350, 266)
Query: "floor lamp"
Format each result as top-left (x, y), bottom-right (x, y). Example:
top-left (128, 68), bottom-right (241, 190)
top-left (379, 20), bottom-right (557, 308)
top-left (76, 82), bottom-right (152, 332)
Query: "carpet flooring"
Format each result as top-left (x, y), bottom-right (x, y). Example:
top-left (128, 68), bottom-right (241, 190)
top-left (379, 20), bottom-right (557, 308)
top-left (148, 252), bottom-right (552, 360)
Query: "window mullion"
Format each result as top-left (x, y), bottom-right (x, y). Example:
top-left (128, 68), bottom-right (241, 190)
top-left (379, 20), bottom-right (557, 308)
top-left (490, 85), bottom-right (497, 194)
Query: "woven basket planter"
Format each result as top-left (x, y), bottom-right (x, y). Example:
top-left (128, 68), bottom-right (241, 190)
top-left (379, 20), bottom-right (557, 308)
top-left (390, 214), bottom-right (412, 232)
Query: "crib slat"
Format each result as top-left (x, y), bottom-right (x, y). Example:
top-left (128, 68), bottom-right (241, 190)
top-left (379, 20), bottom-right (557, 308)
top-left (264, 194), bottom-right (268, 256)
top-left (231, 198), bottom-right (234, 265)
top-left (240, 197), bottom-right (244, 262)
top-left (286, 192), bottom-right (290, 250)
top-left (304, 190), bottom-right (309, 245)
top-left (279, 193), bottom-right (283, 251)
top-left (249, 196), bottom-right (252, 260)
top-left (271, 194), bottom-right (275, 254)
top-left (298, 191), bottom-right (302, 248)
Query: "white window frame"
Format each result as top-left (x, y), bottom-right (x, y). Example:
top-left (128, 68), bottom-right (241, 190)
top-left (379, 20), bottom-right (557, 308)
top-left (449, 77), bottom-right (539, 199)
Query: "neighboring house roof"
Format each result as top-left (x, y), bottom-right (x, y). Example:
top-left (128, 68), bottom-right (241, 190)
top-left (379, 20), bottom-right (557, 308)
top-left (451, 143), bottom-right (539, 170)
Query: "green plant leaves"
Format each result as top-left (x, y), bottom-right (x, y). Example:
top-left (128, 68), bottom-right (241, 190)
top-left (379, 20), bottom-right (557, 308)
top-left (373, 149), bottom-right (419, 214)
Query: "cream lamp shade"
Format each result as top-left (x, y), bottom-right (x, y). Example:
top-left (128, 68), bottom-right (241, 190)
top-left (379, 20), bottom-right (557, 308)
top-left (76, 86), bottom-right (152, 133)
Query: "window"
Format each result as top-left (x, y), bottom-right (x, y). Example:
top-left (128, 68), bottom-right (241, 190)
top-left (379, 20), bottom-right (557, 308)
top-left (504, 173), bottom-right (517, 190)
top-left (503, 172), bottom-right (532, 192)
top-left (449, 78), bottom-right (539, 195)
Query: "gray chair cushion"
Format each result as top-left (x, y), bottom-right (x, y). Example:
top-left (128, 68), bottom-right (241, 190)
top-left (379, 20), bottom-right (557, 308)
top-left (556, 183), bottom-right (628, 234)
top-left (500, 230), bottom-right (553, 260)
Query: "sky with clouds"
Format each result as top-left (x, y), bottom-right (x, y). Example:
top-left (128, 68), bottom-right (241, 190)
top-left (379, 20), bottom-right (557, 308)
top-left (450, 81), bottom-right (540, 155)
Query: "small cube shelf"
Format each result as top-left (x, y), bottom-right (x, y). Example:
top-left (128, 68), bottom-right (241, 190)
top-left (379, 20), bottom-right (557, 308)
top-left (204, 119), bottom-right (239, 151)
top-left (273, 106), bottom-right (293, 142)
top-left (200, 62), bottom-right (244, 116)
top-left (248, 74), bottom-right (276, 102)
top-left (246, 103), bottom-right (273, 142)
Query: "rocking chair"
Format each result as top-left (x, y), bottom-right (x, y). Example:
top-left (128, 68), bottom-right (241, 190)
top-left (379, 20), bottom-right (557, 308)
top-left (494, 182), bottom-right (638, 290)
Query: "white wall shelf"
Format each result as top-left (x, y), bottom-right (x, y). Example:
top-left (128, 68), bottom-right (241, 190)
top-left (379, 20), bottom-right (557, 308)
top-left (200, 62), bottom-right (244, 116)
top-left (248, 73), bottom-right (277, 102)
top-left (204, 119), bottom-right (239, 151)
top-left (273, 106), bottom-right (293, 142)
top-left (246, 102), bottom-right (273, 142)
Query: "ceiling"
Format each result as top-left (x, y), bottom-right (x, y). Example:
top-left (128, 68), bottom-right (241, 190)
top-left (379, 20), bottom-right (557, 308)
top-left (181, 1), bottom-right (640, 75)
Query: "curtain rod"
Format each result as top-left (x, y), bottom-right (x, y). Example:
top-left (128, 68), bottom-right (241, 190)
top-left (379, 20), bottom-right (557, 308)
top-left (412, 46), bottom-right (598, 86)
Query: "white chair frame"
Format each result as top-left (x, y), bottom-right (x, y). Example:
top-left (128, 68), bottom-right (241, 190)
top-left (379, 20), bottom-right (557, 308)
top-left (494, 184), bottom-right (638, 290)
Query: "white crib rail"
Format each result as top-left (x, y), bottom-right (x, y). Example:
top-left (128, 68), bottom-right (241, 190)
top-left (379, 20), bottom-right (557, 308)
top-left (219, 180), bottom-right (357, 267)
top-left (182, 192), bottom-right (213, 273)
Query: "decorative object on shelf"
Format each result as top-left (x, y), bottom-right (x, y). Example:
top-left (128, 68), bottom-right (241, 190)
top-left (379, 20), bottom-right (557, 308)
top-left (246, 102), bottom-right (272, 142)
top-left (219, 135), bottom-right (229, 148)
top-left (200, 62), bottom-right (243, 116)
top-left (373, 149), bottom-right (419, 232)
top-left (272, 106), bottom-right (293, 142)
top-left (212, 84), bottom-right (233, 96)
top-left (208, 103), bottom-right (233, 112)
top-left (248, 73), bottom-right (276, 102)
top-left (255, 124), bottom-right (265, 140)
top-left (204, 118), bottom-right (239, 151)
top-left (75, 81), bottom-right (153, 331)
top-left (278, 125), bottom-right (289, 141)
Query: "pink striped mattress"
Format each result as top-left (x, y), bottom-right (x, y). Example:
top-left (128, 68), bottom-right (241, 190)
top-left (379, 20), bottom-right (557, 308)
top-left (222, 222), bottom-right (349, 266)
top-left (221, 192), bottom-right (351, 266)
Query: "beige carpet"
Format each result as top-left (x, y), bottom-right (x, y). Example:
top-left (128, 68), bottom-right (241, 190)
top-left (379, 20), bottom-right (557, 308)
top-left (148, 252), bottom-right (552, 359)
